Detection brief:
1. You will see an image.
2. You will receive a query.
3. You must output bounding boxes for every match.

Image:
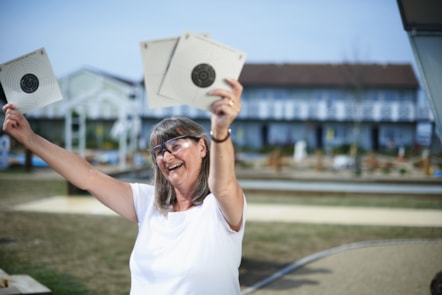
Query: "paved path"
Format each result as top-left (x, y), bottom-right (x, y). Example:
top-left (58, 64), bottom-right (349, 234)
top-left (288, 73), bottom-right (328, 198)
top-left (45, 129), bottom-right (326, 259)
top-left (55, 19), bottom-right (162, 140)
top-left (12, 196), bottom-right (442, 228)
top-left (247, 203), bottom-right (442, 227)
top-left (241, 240), bottom-right (442, 295)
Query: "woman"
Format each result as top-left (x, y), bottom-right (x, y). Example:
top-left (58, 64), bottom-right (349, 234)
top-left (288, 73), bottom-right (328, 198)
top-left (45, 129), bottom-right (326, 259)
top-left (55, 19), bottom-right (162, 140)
top-left (2, 79), bottom-right (246, 294)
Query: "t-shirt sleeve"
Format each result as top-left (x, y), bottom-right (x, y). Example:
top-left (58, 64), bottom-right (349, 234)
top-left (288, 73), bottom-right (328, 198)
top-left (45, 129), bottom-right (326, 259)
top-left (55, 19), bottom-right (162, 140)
top-left (214, 194), bottom-right (247, 234)
top-left (130, 183), bottom-right (155, 225)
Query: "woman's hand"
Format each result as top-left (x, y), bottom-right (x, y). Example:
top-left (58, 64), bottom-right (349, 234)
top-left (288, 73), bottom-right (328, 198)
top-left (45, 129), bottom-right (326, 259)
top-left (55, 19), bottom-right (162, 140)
top-left (2, 104), bottom-right (34, 146)
top-left (209, 79), bottom-right (243, 136)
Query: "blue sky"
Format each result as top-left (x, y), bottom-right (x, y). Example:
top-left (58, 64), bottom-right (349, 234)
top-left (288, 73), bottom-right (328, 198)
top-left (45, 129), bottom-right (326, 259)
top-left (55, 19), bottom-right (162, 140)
top-left (0, 0), bottom-right (414, 81)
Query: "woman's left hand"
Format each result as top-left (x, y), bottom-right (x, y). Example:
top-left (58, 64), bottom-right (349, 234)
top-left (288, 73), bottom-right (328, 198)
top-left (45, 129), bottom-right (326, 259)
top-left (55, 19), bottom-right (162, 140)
top-left (209, 79), bottom-right (243, 133)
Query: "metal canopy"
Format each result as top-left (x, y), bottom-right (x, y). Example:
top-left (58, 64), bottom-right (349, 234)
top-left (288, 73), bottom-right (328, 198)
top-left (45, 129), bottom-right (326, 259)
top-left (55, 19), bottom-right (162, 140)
top-left (397, 0), bottom-right (442, 140)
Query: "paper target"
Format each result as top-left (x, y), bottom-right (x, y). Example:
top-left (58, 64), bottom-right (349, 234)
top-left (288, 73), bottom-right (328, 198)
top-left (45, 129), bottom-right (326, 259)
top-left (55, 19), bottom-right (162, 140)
top-left (0, 48), bottom-right (63, 114)
top-left (139, 37), bottom-right (180, 109)
top-left (159, 32), bottom-right (247, 111)
top-left (140, 32), bottom-right (246, 111)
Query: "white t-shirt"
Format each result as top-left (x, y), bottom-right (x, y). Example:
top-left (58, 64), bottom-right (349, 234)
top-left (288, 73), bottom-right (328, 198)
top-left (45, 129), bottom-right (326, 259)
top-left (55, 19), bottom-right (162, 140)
top-left (129, 183), bottom-right (246, 295)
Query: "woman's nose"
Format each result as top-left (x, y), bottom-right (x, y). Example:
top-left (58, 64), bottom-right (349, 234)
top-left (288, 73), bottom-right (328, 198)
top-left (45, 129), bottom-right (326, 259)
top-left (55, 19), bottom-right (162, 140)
top-left (161, 148), bottom-right (173, 161)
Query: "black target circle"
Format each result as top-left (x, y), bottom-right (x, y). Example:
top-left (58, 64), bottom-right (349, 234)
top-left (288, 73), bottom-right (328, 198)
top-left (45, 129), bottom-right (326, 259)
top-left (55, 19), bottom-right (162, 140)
top-left (191, 63), bottom-right (216, 88)
top-left (20, 73), bottom-right (39, 94)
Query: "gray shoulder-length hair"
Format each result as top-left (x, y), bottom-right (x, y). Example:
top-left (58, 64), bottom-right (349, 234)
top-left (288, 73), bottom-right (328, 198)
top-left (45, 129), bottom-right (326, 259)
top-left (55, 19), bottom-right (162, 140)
top-left (149, 116), bottom-right (210, 214)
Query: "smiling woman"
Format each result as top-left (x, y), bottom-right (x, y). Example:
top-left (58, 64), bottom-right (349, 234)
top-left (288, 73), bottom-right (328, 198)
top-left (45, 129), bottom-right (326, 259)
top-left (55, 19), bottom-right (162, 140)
top-left (2, 78), bottom-right (246, 295)
top-left (149, 116), bottom-right (210, 213)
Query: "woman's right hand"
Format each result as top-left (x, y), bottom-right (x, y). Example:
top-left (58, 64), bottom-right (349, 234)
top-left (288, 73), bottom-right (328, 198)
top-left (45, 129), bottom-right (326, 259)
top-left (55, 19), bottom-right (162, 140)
top-left (2, 104), bottom-right (34, 146)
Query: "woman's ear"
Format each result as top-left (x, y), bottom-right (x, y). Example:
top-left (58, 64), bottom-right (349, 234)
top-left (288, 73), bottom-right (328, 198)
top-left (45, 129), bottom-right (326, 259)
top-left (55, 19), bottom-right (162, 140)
top-left (199, 138), bottom-right (207, 158)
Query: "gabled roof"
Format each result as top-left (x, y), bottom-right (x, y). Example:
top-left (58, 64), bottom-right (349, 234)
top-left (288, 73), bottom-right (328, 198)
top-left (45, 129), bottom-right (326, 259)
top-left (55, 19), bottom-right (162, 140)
top-left (238, 63), bottom-right (419, 89)
top-left (79, 67), bottom-right (139, 86)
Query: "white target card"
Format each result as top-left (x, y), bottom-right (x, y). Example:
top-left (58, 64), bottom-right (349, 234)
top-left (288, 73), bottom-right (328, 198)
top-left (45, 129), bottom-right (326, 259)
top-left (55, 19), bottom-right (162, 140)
top-left (140, 32), bottom-right (246, 111)
top-left (140, 37), bottom-right (180, 109)
top-left (0, 48), bottom-right (63, 114)
top-left (159, 32), bottom-right (247, 111)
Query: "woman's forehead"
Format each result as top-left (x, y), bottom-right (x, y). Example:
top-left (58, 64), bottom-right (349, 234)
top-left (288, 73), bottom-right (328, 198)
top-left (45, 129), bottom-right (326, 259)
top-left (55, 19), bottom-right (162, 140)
top-left (151, 130), bottom-right (183, 146)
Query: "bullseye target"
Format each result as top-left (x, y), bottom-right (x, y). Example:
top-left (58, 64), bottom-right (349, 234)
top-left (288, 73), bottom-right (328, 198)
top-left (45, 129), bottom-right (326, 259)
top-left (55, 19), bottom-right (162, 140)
top-left (0, 48), bottom-right (63, 113)
top-left (20, 73), bottom-right (40, 93)
top-left (191, 63), bottom-right (216, 88)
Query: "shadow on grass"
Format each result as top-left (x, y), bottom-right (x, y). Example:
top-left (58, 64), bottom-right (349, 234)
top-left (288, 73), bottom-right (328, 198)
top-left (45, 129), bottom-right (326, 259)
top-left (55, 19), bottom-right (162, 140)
top-left (240, 257), bottom-right (289, 286)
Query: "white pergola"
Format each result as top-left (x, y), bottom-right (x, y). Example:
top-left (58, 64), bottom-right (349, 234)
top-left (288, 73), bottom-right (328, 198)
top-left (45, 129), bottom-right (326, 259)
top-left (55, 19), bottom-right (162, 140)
top-left (62, 71), bottom-right (141, 170)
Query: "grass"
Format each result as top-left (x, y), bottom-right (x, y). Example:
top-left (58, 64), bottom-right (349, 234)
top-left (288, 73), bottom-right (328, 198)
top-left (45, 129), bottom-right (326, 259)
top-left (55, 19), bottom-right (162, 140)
top-left (0, 212), bottom-right (135, 295)
top-left (1, 172), bottom-right (442, 294)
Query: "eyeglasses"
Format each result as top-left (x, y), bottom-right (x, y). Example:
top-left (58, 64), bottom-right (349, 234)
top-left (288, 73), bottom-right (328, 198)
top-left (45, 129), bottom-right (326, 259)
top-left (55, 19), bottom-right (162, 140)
top-left (151, 135), bottom-right (201, 160)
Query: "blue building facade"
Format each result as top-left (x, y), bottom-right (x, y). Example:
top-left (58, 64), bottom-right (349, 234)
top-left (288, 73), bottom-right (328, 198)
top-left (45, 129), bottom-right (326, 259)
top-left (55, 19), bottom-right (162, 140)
top-left (140, 63), bottom-right (432, 153)
top-left (3, 63), bottom-right (435, 159)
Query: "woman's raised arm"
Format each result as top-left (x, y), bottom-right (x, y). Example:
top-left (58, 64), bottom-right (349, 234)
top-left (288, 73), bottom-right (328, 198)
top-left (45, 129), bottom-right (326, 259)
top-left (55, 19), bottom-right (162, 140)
top-left (208, 79), bottom-right (244, 231)
top-left (2, 104), bottom-right (137, 223)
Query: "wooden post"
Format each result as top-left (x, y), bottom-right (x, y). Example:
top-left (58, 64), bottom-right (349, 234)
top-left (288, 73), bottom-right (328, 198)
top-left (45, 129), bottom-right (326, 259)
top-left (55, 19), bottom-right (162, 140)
top-left (315, 149), bottom-right (323, 171)
top-left (424, 154), bottom-right (432, 176)
top-left (24, 149), bottom-right (33, 172)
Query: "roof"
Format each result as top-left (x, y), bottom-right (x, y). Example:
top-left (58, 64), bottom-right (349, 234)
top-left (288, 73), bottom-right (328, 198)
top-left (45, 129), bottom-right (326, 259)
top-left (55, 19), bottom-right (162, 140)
top-left (79, 67), bottom-right (139, 86)
top-left (238, 63), bottom-right (419, 89)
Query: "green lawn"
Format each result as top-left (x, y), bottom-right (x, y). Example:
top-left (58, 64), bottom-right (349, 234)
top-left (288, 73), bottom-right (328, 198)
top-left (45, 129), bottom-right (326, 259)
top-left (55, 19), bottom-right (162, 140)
top-left (1, 175), bottom-right (441, 294)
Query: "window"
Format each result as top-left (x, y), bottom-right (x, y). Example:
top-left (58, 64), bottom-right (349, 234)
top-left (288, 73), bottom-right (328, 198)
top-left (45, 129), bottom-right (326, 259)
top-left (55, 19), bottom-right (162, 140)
top-left (398, 104), bottom-right (410, 120)
top-left (383, 90), bottom-right (398, 102)
top-left (327, 105), bottom-right (337, 119)
top-left (380, 105), bottom-right (392, 120)
top-left (362, 104), bottom-right (373, 120)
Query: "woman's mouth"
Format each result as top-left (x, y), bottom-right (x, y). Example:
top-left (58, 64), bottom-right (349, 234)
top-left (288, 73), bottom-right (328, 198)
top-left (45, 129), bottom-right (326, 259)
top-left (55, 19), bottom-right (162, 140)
top-left (167, 162), bottom-right (183, 171)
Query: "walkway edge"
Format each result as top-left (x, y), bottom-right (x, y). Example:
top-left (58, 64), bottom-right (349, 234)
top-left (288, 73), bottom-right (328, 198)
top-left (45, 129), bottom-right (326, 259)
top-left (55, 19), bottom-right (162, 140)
top-left (240, 239), bottom-right (442, 295)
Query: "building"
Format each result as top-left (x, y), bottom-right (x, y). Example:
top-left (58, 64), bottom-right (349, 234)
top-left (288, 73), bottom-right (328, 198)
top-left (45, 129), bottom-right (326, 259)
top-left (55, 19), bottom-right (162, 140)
top-left (235, 63), bottom-right (425, 152)
top-left (1, 63), bottom-right (436, 163)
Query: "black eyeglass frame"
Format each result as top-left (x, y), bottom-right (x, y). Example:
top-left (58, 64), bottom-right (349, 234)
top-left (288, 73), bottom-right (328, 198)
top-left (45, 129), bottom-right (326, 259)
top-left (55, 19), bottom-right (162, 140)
top-left (151, 135), bottom-right (203, 160)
